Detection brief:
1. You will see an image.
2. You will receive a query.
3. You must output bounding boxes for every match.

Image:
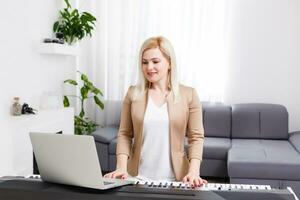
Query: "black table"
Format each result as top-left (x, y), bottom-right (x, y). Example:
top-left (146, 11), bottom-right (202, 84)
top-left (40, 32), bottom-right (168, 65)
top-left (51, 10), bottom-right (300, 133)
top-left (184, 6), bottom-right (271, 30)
top-left (0, 177), bottom-right (296, 200)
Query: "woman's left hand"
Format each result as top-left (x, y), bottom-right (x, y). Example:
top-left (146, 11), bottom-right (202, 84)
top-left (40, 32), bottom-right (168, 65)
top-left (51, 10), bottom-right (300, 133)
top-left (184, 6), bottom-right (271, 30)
top-left (182, 172), bottom-right (208, 187)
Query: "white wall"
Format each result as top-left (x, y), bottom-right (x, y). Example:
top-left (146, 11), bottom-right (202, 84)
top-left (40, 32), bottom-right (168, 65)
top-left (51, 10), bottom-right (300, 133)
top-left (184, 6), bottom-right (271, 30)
top-left (0, 0), bottom-right (77, 174)
top-left (224, 0), bottom-right (300, 132)
top-left (0, 0), bottom-right (78, 118)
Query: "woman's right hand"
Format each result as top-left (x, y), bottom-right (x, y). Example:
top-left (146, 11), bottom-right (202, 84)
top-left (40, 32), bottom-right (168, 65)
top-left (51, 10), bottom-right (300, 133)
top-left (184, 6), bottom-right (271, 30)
top-left (103, 168), bottom-right (128, 179)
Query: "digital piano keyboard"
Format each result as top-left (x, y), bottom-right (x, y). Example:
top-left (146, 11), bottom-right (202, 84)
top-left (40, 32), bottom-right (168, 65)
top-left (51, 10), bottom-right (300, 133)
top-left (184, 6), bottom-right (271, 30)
top-left (0, 176), bottom-right (298, 200)
top-left (117, 180), bottom-right (299, 200)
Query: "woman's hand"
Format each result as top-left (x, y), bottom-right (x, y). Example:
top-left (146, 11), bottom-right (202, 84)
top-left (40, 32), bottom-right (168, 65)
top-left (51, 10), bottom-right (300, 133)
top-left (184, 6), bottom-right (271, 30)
top-left (182, 171), bottom-right (208, 187)
top-left (104, 154), bottom-right (129, 179)
top-left (103, 168), bottom-right (128, 179)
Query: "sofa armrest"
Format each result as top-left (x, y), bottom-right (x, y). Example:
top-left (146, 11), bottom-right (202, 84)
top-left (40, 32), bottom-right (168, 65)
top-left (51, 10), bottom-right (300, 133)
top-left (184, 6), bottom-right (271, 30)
top-left (92, 126), bottom-right (119, 144)
top-left (289, 131), bottom-right (300, 153)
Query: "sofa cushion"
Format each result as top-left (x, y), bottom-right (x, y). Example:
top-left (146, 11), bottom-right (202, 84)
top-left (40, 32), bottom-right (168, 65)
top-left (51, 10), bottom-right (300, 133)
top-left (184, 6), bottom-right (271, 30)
top-left (231, 104), bottom-right (288, 139)
top-left (202, 137), bottom-right (231, 159)
top-left (109, 138), bottom-right (118, 154)
top-left (289, 131), bottom-right (300, 153)
top-left (92, 126), bottom-right (119, 144)
top-left (202, 102), bottom-right (231, 138)
top-left (228, 139), bottom-right (300, 180)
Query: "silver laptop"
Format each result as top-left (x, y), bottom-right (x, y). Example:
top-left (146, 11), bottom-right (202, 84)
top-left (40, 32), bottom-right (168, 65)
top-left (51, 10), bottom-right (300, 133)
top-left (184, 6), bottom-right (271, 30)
top-left (29, 132), bottom-right (133, 190)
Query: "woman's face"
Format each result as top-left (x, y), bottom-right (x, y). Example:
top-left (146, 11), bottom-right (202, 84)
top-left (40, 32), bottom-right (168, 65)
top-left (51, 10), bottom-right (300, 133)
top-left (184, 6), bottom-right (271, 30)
top-left (142, 48), bottom-right (170, 84)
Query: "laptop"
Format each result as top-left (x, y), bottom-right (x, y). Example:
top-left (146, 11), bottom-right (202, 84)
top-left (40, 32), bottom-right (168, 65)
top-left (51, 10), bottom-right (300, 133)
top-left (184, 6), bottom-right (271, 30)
top-left (29, 132), bottom-right (133, 190)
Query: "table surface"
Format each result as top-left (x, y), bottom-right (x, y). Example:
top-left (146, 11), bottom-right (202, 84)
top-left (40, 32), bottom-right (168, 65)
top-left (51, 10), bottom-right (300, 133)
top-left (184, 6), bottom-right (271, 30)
top-left (0, 177), bottom-right (297, 200)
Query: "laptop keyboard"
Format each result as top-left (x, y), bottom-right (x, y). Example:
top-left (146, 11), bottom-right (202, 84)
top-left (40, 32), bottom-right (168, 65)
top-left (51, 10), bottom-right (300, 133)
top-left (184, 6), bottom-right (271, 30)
top-left (104, 181), bottom-right (115, 185)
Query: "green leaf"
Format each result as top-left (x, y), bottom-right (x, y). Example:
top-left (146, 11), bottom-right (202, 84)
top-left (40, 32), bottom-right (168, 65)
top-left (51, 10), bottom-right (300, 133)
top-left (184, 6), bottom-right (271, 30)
top-left (60, 10), bottom-right (68, 19)
top-left (63, 8), bottom-right (71, 17)
top-left (83, 12), bottom-right (97, 21)
top-left (64, 79), bottom-right (78, 85)
top-left (71, 9), bottom-right (79, 18)
top-left (64, 0), bottom-right (72, 9)
top-left (80, 86), bottom-right (88, 99)
top-left (85, 81), bottom-right (93, 90)
top-left (81, 73), bottom-right (89, 83)
top-left (79, 109), bottom-right (85, 118)
top-left (53, 21), bottom-right (59, 32)
top-left (94, 96), bottom-right (104, 110)
top-left (92, 87), bottom-right (103, 96)
top-left (75, 126), bottom-right (82, 135)
top-left (63, 96), bottom-right (70, 107)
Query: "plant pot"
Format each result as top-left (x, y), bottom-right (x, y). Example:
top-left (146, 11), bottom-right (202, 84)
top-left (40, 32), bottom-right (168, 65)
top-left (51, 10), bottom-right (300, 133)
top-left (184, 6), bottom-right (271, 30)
top-left (65, 36), bottom-right (78, 45)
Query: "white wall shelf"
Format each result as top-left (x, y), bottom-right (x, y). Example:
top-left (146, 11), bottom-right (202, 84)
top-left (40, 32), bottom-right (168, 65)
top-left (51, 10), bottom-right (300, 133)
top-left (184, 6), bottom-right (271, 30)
top-left (38, 43), bottom-right (79, 56)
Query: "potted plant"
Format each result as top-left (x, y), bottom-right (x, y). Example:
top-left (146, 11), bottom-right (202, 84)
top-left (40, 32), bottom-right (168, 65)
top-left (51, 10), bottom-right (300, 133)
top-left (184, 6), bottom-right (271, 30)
top-left (53, 0), bottom-right (97, 45)
top-left (63, 71), bottom-right (104, 135)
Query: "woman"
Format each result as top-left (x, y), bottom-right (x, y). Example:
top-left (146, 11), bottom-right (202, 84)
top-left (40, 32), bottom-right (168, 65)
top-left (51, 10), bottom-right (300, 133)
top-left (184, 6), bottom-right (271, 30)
top-left (104, 36), bottom-right (207, 187)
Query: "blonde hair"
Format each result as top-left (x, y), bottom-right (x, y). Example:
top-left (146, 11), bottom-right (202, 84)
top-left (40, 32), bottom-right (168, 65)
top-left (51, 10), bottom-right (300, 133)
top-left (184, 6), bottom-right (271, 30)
top-left (132, 36), bottom-right (180, 102)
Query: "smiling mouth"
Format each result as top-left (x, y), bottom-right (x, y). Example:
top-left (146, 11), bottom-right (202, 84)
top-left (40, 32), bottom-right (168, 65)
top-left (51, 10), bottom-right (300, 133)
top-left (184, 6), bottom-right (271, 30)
top-left (147, 72), bottom-right (157, 76)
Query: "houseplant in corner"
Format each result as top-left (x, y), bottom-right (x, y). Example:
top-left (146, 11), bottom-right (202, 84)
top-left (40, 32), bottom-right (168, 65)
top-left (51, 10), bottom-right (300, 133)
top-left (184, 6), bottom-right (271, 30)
top-left (63, 71), bottom-right (104, 135)
top-left (53, 0), bottom-right (97, 45)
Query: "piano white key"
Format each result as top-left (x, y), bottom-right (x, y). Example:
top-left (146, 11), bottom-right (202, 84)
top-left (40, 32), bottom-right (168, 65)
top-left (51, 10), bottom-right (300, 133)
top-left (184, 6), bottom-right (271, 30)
top-left (172, 182), bottom-right (181, 187)
top-left (232, 184), bottom-right (238, 188)
top-left (242, 184), bottom-right (251, 190)
top-left (166, 181), bottom-right (173, 186)
top-left (208, 183), bottom-right (218, 189)
top-left (258, 185), bottom-right (264, 189)
top-left (162, 182), bottom-right (169, 187)
top-left (184, 182), bottom-right (190, 187)
top-left (202, 183), bottom-right (209, 188)
top-left (266, 185), bottom-right (272, 190)
top-left (152, 181), bottom-right (160, 186)
top-left (239, 184), bottom-right (245, 189)
top-left (136, 181), bottom-right (141, 185)
top-left (149, 181), bottom-right (154, 186)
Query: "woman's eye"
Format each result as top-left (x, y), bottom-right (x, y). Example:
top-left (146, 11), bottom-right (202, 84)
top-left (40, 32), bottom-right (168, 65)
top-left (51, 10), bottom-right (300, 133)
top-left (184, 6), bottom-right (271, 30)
top-left (153, 61), bottom-right (159, 64)
top-left (142, 61), bottom-right (148, 64)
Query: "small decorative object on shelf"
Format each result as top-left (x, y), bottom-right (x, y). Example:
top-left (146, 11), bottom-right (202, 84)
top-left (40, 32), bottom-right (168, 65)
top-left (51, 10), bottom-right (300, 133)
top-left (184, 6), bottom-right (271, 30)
top-left (43, 38), bottom-right (53, 43)
top-left (55, 32), bottom-right (65, 44)
top-left (21, 103), bottom-right (37, 115)
top-left (43, 38), bottom-right (64, 44)
top-left (42, 32), bottom-right (65, 45)
top-left (11, 97), bottom-right (22, 116)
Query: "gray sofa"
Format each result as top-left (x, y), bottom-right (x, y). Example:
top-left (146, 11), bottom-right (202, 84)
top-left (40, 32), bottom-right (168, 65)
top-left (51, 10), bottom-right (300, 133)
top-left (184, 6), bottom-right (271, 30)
top-left (93, 102), bottom-right (300, 195)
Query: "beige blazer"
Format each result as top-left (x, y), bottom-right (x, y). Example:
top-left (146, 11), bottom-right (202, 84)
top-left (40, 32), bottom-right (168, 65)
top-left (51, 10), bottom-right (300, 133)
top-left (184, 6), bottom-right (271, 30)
top-left (116, 85), bottom-right (205, 180)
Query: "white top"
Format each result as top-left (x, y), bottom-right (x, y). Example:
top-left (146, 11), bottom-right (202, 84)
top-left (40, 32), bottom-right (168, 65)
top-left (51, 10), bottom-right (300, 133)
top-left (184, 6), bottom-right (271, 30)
top-left (136, 96), bottom-right (175, 181)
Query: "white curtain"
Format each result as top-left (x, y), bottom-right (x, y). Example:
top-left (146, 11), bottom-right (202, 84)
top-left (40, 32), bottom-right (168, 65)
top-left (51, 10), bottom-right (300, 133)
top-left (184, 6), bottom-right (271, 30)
top-left (93, 0), bottom-right (228, 125)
